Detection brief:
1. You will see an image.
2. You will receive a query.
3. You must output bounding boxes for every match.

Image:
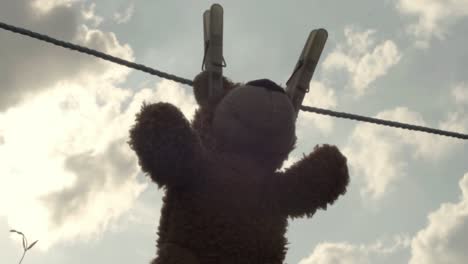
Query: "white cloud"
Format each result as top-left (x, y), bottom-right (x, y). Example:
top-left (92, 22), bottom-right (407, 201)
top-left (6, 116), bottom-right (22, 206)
top-left (0, 80), bottom-right (140, 249)
top-left (283, 81), bottom-right (336, 169)
top-left (453, 83), bottom-right (468, 105)
top-left (396, 0), bottom-right (468, 47)
top-left (31, 0), bottom-right (79, 13)
top-left (299, 173), bottom-right (468, 264)
top-left (299, 235), bottom-right (410, 264)
top-left (0, 0), bottom-right (199, 251)
top-left (343, 108), bottom-right (409, 200)
top-left (280, 155), bottom-right (300, 171)
top-left (297, 80), bottom-right (337, 136)
top-left (113, 2), bottom-right (135, 25)
top-left (82, 2), bottom-right (103, 27)
top-left (0, 0), bottom-right (132, 111)
top-left (149, 79), bottom-right (198, 120)
top-left (0, 77), bottom-right (197, 250)
top-left (344, 104), bottom-right (466, 200)
top-left (409, 172), bottom-right (468, 264)
top-left (323, 27), bottom-right (401, 97)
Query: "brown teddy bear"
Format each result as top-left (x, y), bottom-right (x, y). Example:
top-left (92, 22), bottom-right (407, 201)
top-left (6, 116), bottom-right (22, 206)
top-left (129, 71), bottom-right (349, 264)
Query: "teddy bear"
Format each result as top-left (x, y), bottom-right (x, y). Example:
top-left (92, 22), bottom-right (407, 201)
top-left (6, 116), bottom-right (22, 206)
top-left (128, 71), bottom-right (349, 264)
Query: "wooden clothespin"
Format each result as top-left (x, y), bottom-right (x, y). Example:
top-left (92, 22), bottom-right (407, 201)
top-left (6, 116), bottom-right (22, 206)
top-left (202, 4), bottom-right (225, 102)
top-left (286, 29), bottom-right (328, 116)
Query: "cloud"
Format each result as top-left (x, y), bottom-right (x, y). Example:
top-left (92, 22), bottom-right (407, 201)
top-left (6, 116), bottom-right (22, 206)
top-left (0, 0), bottom-right (133, 111)
top-left (297, 80), bottom-right (337, 136)
top-left (82, 2), bottom-right (103, 27)
top-left (322, 27), bottom-right (401, 97)
top-left (280, 155), bottom-right (300, 171)
top-left (396, 0), bottom-right (468, 47)
top-left (42, 139), bottom-right (141, 228)
top-left (0, 77), bottom-right (197, 250)
top-left (149, 79), bottom-right (198, 120)
top-left (453, 83), bottom-right (468, 105)
top-left (0, 0), bottom-right (199, 251)
top-left (409, 172), bottom-right (468, 264)
top-left (0, 80), bottom-right (139, 249)
top-left (343, 107), bottom-right (411, 200)
top-left (344, 101), bottom-right (467, 200)
top-left (31, 0), bottom-right (79, 13)
top-left (299, 235), bottom-right (410, 264)
top-left (298, 173), bottom-right (468, 264)
top-left (113, 2), bottom-right (135, 25)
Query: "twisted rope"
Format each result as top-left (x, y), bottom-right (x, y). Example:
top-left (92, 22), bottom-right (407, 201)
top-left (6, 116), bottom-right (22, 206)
top-left (300, 106), bottom-right (467, 139)
top-left (1, 21), bottom-right (467, 140)
top-left (0, 21), bottom-right (194, 86)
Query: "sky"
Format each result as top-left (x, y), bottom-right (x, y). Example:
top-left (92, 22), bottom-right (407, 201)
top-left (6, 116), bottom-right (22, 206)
top-left (0, 0), bottom-right (467, 263)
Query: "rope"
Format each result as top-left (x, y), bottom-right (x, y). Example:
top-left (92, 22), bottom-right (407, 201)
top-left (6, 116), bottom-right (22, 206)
top-left (300, 106), bottom-right (468, 139)
top-left (1, 21), bottom-right (467, 140)
top-left (0, 21), bottom-right (194, 86)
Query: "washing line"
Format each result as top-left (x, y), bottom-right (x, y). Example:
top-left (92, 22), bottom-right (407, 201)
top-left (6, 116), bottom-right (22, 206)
top-left (0, 21), bottom-right (467, 140)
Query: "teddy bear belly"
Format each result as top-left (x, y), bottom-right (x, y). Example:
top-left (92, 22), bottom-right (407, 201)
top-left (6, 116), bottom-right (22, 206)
top-left (155, 189), bottom-right (289, 263)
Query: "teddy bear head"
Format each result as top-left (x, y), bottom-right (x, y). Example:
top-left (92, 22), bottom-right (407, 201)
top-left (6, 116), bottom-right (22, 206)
top-left (193, 72), bottom-right (297, 170)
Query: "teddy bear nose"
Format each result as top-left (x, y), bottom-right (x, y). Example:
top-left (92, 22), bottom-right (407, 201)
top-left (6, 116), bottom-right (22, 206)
top-left (212, 83), bottom-right (296, 153)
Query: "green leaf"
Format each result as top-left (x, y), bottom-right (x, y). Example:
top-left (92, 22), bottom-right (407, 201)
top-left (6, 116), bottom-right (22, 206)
top-left (27, 240), bottom-right (38, 250)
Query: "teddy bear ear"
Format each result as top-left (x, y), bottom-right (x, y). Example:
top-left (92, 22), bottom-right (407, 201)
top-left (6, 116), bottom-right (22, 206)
top-left (193, 71), bottom-right (236, 107)
top-left (193, 71), bottom-right (211, 107)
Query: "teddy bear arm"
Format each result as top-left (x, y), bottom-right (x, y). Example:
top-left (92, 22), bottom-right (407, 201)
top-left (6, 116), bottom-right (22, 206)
top-left (128, 102), bottom-right (203, 188)
top-left (273, 144), bottom-right (349, 218)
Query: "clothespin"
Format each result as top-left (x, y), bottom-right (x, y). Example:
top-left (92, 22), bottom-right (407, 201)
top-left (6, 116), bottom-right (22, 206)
top-left (202, 4), bottom-right (225, 102)
top-left (286, 29), bottom-right (328, 116)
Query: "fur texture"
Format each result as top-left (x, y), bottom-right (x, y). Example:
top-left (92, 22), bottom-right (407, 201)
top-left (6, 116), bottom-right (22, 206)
top-left (128, 71), bottom-right (350, 264)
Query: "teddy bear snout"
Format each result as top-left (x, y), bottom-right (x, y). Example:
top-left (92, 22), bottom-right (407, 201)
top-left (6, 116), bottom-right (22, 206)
top-left (212, 82), bottom-right (296, 155)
